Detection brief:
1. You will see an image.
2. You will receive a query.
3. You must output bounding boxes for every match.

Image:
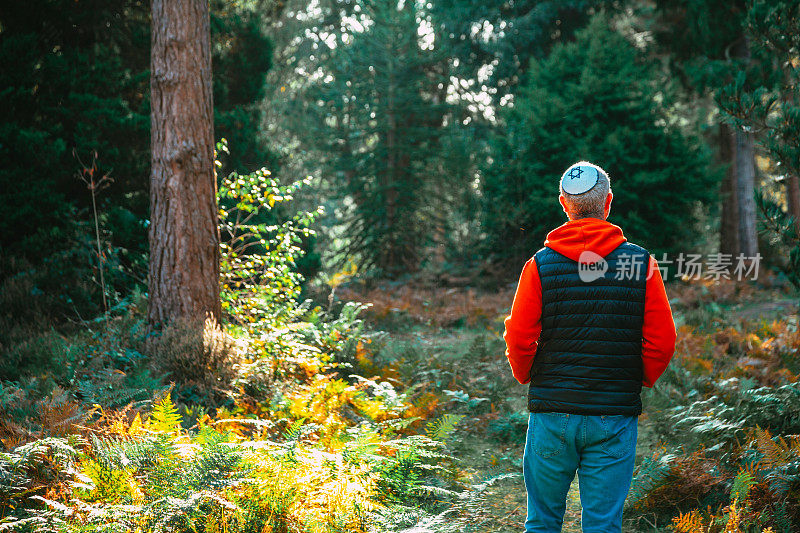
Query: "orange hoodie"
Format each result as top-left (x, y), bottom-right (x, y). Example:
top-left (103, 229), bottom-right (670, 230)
top-left (503, 218), bottom-right (677, 388)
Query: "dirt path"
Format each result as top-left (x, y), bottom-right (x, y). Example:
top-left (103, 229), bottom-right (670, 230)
top-left (450, 431), bottom-right (596, 532)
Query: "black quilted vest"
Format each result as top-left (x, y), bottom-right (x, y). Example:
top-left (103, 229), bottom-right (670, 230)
top-left (528, 242), bottom-right (649, 416)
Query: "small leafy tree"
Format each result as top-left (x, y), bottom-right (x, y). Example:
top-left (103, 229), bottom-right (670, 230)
top-left (216, 140), bottom-right (322, 331)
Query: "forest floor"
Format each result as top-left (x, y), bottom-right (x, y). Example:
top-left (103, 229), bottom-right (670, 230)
top-left (337, 275), bottom-right (799, 532)
top-left (2, 270), bottom-right (797, 532)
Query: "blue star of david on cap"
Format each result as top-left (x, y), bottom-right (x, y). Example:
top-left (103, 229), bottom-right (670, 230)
top-left (560, 162), bottom-right (605, 195)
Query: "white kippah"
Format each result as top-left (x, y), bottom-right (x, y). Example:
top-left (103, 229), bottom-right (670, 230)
top-left (560, 162), bottom-right (607, 195)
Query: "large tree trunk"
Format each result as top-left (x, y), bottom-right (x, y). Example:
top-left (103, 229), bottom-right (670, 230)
top-left (718, 122), bottom-right (759, 258)
top-left (148, 0), bottom-right (221, 328)
top-left (719, 35), bottom-right (759, 259)
top-left (732, 127), bottom-right (759, 257)
top-left (718, 122), bottom-right (740, 256)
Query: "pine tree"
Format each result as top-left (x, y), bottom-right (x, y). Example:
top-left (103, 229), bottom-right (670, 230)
top-left (432, 0), bottom-right (619, 102)
top-left (0, 0), bottom-right (151, 251)
top-left (148, 0), bottom-right (221, 326)
top-left (275, 0), bottom-right (463, 276)
top-left (210, 0), bottom-right (276, 173)
top-left (653, 0), bottom-right (761, 258)
top-left (482, 13), bottom-right (716, 266)
top-left (716, 0), bottom-right (800, 286)
top-left (0, 0), bottom-right (277, 322)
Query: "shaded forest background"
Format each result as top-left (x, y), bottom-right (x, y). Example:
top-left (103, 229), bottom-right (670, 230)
top-left (2, 1), bottom-right (800, 532)
top-left (4, 0), bottom-right (799, 301)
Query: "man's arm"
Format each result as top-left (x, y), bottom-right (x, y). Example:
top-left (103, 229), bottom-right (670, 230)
top-left (503, 257), bottom-right (543, 385)
top-left (642, 255), bottom-right (677, 387)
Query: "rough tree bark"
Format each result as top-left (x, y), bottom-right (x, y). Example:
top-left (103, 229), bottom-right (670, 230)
top-left (718, 123), bottom-right (760, 258)
top-left (719, 122), bottom-right (740, 256)
top-left (732, 126), bottom-right (759, 258)
top-left (719, 35), bottom-right (759, 259)
top-left (148, 0), bottom-right (221, 328)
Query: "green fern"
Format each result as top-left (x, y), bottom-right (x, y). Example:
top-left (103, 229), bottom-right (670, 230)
top-left (185, 428), bottom-right (243, 491)
top-left (282, 418), bottom-right (306, 442)
top-left (771, 501), bottom-right (794, 533)
top-left (341, 428), bottom-right (381, 466)
top-left (425, 413), bottom-right (464, 444)
top-left (626, 450), bottom-right (676, 509)
top-left (147, 393), bottom-right (182, 434)
top-left (730, 468), bottom-right (757, 503)
top-left (0, 438), bottom-right (79, 529)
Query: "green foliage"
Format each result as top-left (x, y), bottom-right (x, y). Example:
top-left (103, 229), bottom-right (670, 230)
top-left (0, 215), bottom-right (143, 359)
top-left (653, 0), bottom-right (751, 86)
top-left (0, 0), bottom-right (277, 340)
top-left (217, 139), bottom-right (322, 330)
top-left (71, 405), bottom-right (242, 532)
top-left (0, 291), bottom-right (161, 423)
top-left (664, 379), bottom-right (800, 456)
top-left (211, 0), bottom-right (276, 173)
top-left (425, 414), bottom-right (464, 444)
top-left (373, 434), bottom-right (460, 508)
top-left (755, 192), bottom-right (800, 288)
top-left (487, 411), bottom-right (529, 444)
top-left (630, 312), bottom-right (800, 528)
top-left (272, 0), bottom-right (470, 276)
top-left (730, 468), bottom-right (757, 503)
top-left (148, 393), bottom-right (183, 434)
top-left (0, 1), bottom-right (150, 252)
top-left (747, 428), bottom-right (800, 502)
top-left (319, 302), bottom-right (375, 367)
top-left (0, 378), bottom-right (464, 532)
top-left (0, 437), bottom-right (81, 524)
top-left (1, 399), bottom-right (242, 531)
top-left (482, 13), bottom-right (717, 265)
top-left (432, 0), bottom-right (619, 101)
top-left (627, 448), bottom-right (676, 511)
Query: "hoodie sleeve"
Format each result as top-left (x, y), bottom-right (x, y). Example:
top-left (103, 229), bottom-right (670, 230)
top-left (503, 257), bottom-right (542, 385)
top-left (642, 255), bottom-right (677, 387)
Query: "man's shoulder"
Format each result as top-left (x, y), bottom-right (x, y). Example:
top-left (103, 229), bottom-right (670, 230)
top-left (532, 246), bottom-right (564, 262)
top-left (615, 241), bottom-right (650, 257)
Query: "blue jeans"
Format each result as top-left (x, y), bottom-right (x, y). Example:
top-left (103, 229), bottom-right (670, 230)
top-left (523, 412), bottom-right (638, 533)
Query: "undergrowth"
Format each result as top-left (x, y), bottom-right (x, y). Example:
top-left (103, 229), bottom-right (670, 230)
top-left (626, 280), bottom-right (800, 532)
top-left (4, 147), bottom-right (800, 532)
top-left (0, 143), bottom-right (470, 532)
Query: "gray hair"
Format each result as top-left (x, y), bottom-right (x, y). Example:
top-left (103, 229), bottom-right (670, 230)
top-left (559, 162), bottom-right (611, 219)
